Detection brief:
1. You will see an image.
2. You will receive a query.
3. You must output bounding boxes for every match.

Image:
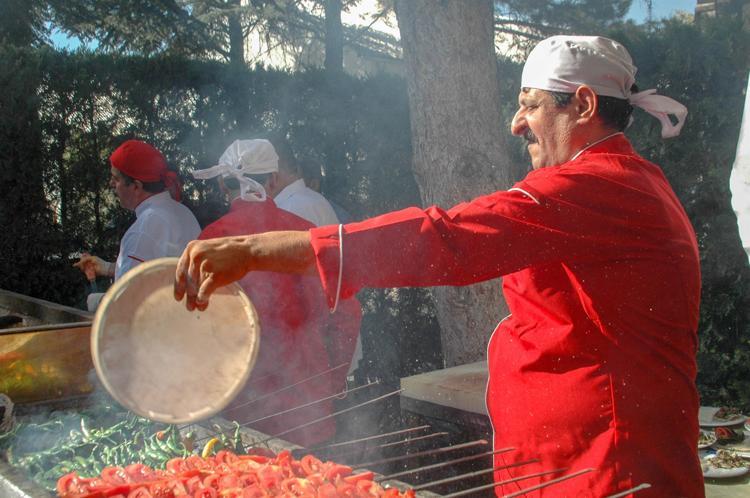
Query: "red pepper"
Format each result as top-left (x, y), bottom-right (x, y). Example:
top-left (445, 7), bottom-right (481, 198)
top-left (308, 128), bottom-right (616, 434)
top-left (100, 467), bottom-right (130, 486)
top-left (127, 488), bottom-right (154, 498)
top-left (344, 471), bottom-right (374, 484)
top-left (193, 489), bottom-right (217, 498)
top-left (300, 455), bottom-right (323, 476)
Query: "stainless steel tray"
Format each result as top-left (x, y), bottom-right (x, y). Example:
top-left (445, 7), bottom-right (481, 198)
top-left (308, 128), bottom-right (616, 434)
top-left (0, 289), bottom-right (93, 404)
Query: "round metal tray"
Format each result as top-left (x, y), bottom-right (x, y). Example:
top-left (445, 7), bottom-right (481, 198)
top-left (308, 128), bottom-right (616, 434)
top-left (91, 257), bottom-right (260, 424)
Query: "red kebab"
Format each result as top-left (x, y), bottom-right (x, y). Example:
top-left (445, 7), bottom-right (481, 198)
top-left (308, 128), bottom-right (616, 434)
top-left (175, 36), bottom-right (701, 497)
top-left (191, 138), bottom-right (359, 447)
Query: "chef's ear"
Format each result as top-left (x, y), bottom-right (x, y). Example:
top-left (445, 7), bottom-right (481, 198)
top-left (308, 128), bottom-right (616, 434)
top-left (574, 85), bottom-right (598, 121)
top-left (265, 172), bottom-right (281, 196)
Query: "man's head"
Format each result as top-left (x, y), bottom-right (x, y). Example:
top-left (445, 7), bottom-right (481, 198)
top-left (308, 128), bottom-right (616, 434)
top-left (192, 139), bottom-right (279, 202)
top-left (109, 140), bottom-right (178, 210)
top-left (261, 133), bottom-right (301, 198)
top-left (300, 160), bottom-right (323, 193)
top-left (511, 35), bottom-right (687, 169)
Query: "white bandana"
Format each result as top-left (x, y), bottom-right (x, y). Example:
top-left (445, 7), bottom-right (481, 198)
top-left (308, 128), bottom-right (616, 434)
top-left (522, 35), bottom-right (688, 138)
top-left (192, 139), bottom-right (279, 201)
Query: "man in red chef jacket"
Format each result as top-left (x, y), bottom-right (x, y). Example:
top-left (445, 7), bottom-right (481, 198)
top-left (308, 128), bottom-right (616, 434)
top-left (192, 138), bottom-right (358, 447)
top-left (176, 37), bottom-right (702, 497)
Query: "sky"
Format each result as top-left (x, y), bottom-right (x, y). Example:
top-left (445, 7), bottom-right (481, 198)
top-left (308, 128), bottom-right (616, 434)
top-left (626, 0), bottom-right (697, 22)
top-left (52, 1), bottom-right (699, 50)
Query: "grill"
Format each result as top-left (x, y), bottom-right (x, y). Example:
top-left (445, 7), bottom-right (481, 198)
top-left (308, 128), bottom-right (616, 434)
top-left (0, 290), bottom-right (651, 498)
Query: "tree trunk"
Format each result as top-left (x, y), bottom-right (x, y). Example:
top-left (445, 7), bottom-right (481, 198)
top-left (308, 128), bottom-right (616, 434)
top-left (227, 2), bottom-right (245, 67)
top-left (321, 0), bottom-right (347, 200)
top-left (394, 0), bottom-right (515, 366)
top-left (226, 2), bottom-right (250, 130)
top-left (324, 0), bottom-right (344, 75)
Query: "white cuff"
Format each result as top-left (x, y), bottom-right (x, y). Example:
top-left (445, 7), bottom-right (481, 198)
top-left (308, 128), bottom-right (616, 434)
top-left (87, 292), bottom-right (105, 312)
top-left (104, 260), bottom-right (115, 276)
top-left (331, 224), bottom-right (344, 313)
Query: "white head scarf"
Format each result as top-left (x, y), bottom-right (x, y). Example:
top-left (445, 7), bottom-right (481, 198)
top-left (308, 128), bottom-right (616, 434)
top-left (192, 139), bottom-right (279, 201)
top-left (521, 35), bottom-right (688, 138)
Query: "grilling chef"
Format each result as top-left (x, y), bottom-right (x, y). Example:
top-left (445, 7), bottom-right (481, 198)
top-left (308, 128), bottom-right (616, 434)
top-left (191, 138), bottom-right (357, 446)
top-left (75, 139), bottom-right (200, 310)
top-left (174, 36), bottom-right (701, 497)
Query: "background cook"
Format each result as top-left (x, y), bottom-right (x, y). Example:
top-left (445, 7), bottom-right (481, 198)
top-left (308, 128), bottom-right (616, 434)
top-left (191, 138), bottom-right (357, 446)
top-left (74, 139), bottom-right (200, 310)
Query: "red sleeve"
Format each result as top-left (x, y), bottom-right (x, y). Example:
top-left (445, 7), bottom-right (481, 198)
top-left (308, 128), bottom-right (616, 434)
top-left (310, 189), bottom-right (540, 307)
top-left (310, 162), bottom-right (684, 308)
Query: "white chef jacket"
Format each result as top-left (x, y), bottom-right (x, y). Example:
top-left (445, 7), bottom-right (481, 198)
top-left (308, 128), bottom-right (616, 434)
top-left (274, 178), bottom-right (361, 374)
top-left (114, 191), bottom-right (201, 280)
top-left (730, 73), bottom-right (750, 263)
top-left (274, 179), bottom-right (339, 227)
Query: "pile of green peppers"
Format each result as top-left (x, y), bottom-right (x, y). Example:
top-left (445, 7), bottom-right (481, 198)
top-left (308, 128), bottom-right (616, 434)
top-left (0, 403), bottom-right (193, 492)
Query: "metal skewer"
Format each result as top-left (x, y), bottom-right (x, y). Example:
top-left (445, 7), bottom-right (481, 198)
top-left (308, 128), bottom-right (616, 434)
top-left (441, 468), bottom-right (570, 498)
top-left (228, 362), bottom-right (350, 411)
top-left (308, 425), bottom-right (432, 453)
top-left (322, 432), bottom-right (449, 460)
top-left (353, 439), bottom-right (489, 469)
top-left (197, 381), bottom-right (380, 445)
top-left (377, 447), bottom-right (516, 482)
top-left (411, 462), bottom-right (539, 491)
top-left (240, 381), bottom-right (379, 426)
top-left (502, 467), bottom-right (595, 498)
top-left (250, 388), bottom-right (404, 447)
top-left (603, 483), bottom-right (652, 498)
top-left (179, 363), bottom-right (353, 433)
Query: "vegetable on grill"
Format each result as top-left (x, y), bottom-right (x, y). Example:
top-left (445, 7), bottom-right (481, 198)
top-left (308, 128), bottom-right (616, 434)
top-left (0, 404), bottom-right (192, 492)
top-left (56, 449), bottom-right (415, 498)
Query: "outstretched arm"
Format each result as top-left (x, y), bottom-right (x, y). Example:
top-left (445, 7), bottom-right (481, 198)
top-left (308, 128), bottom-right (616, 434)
top-left (174, 230), bottom-right (314, 310)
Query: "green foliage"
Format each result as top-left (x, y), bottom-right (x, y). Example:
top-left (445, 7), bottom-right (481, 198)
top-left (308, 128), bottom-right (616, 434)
top-left (0, 0), bottom-right (49, 47)
top-left (46, 0), bottom-right (356, 68)
top-left (0, 48), bottom-right (428, 383)
top-left (495, 0), bottom-right (633, 51)
top-left (496, 0), bottom-right (632, 30)
top-left (0, 46), bottom-right (81, 305)
top-left (48, 0), bottom-right (229, 59)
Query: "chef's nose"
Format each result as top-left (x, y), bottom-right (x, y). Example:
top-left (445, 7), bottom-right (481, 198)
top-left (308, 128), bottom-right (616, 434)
top-left (510, 109), bottom-right (526, 136)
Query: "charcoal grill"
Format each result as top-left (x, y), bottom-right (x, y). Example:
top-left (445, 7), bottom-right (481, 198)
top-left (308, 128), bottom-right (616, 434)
top-left (0, 370), bottom-right (612, 498)
top-left (0, 290), bottom-right (650, 497)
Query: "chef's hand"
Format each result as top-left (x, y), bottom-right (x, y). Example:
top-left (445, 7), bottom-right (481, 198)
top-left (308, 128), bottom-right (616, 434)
top-left (174, 237), bottom-right (256, 311)
top-left (174, 231), bottom-right (315, 311)
top-left (73, 253), bottom-right (115, 279)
